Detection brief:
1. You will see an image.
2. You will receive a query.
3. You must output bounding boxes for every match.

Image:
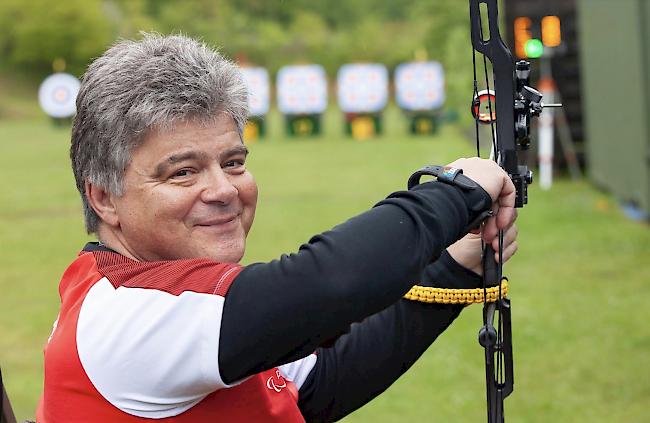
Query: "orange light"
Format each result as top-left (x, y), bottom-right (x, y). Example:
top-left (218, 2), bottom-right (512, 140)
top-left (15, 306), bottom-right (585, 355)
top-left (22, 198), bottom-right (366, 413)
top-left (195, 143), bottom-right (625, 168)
top-left (542, 16), bottom-right (561, 47)
top-left (514, 17), bottom-right (532, 58)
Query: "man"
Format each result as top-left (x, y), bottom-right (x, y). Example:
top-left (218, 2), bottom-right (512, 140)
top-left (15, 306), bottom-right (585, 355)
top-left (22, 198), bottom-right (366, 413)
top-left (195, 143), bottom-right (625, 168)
top-left (38, 34), bottom-right (517, 422)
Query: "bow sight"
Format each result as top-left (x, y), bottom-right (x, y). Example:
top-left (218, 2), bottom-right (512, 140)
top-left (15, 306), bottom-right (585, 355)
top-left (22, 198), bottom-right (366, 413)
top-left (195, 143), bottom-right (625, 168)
top-left (472, 60), bottom-right (561, 208)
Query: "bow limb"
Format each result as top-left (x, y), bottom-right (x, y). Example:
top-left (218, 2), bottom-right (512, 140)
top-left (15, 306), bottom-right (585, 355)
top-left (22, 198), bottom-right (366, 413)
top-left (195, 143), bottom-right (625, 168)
top-left (469, 0), bottom-right (518, 175)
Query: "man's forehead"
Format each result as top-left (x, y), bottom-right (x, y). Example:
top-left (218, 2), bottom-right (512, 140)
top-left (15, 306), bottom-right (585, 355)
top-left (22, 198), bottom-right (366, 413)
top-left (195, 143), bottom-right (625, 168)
top-left (151, 112), bottom-right (240, 139)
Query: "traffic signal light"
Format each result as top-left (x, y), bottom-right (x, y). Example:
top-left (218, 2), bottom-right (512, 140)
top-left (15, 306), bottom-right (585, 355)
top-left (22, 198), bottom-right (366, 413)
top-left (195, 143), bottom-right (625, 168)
top-left (542, 16), bottom-right (561, 47)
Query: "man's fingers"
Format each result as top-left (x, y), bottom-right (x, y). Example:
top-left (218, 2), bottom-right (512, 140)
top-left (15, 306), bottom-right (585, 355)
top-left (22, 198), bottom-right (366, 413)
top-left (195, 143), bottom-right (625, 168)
top-left (503, 222), bottom-right (518, 245)
top-left (496, 205), bottom-right (517, 230)
top-left (490, 223), bottom-right (518, 252)
top-left (498, 175), bottom-right (517, 209)
top-left (494, 240), bottom-right (518, 263)
top-left (496, 178), bottom-right (517, 230)
top-left (482, 175), bottom-right (517, 241)
top-left (482, 213), bottom-right (498, 244)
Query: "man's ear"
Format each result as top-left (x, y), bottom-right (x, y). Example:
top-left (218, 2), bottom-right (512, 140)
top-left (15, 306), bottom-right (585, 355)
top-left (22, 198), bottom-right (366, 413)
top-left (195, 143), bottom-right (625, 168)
top-left (85, 181), bottom-right (120, 227)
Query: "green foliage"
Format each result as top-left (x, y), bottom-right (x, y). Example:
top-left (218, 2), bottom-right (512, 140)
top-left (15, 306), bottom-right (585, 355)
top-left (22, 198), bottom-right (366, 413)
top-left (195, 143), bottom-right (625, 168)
top-left (106, 0), bottom-right (158, 39)
top-left (0, 0), bottom-right (113, 77)
top-left (0, 0), bottom-right (474, 117)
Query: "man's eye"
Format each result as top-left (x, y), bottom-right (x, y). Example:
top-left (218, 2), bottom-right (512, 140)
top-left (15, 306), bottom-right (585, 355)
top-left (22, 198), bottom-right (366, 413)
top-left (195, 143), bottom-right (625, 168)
top-left (171, 168), bottom-right (194, 178)
top-left (224, 159), bottom-right (245, 169)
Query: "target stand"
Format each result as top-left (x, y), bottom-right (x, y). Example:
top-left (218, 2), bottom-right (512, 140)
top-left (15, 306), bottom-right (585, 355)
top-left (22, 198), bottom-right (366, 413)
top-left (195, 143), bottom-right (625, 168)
top-left (409, 114), bottom-right (440, 135)
top-left (241, 67), bottom-right (270, 143)
top-left (344, 113), bottom-right (382, 140)
top-left (337, 64), bottom-right (388, 140)
top-left (243, 117), bottom-right (266, 143)
top-left (277, 65), bottom-right (327, 138)
top-left (286, 115), bottom-right (321, 137)
top-left (394, 61), bottom-right (446, 136)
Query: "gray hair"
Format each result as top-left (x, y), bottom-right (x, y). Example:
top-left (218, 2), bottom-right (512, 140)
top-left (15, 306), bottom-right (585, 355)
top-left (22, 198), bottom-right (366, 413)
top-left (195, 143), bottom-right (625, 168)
top-left (71, 33), bottom-right (249, 233)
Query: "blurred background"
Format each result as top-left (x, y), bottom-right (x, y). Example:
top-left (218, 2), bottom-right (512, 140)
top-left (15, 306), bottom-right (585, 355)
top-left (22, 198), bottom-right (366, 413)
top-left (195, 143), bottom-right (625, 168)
top-left (1, 0), bottom-right (648, 421)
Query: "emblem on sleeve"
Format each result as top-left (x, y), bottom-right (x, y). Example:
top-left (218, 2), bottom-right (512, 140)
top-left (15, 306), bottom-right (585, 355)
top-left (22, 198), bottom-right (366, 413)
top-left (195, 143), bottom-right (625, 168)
top-left (266, 370), bottom-right (287, 393)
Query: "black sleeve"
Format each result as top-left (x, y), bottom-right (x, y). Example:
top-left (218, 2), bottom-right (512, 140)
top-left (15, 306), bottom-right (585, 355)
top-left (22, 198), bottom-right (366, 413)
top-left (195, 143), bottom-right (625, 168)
top-left (219, 180), bottom-right (491, 384)
top-left (296, 252), bottom-right (482, 422)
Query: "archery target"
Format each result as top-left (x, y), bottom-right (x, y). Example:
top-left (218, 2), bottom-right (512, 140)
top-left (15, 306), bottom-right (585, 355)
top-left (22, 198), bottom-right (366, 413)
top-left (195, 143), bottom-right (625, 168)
top-left (337, 64), bottom-right (388, 114)
top-left (38, 73), bottom-right (80, 118)
top-left (395, 61), bottom-right (445, 111)
top-left (241, 67), bottom-right (270, 116)
top-left (276, 65), bottom-right (328, 114)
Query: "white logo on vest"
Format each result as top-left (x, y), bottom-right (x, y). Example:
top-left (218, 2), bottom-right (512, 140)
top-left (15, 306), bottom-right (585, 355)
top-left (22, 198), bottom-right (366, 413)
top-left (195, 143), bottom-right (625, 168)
top-left (266, 370), bottom-right (287, 393)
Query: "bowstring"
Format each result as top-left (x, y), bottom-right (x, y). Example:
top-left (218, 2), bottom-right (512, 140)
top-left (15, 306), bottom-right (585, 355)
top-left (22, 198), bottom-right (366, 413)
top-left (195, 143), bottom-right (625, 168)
top-left (472, 50), bottom-right (480, 156)
top-left (474, 9), bottom-right (506, 400)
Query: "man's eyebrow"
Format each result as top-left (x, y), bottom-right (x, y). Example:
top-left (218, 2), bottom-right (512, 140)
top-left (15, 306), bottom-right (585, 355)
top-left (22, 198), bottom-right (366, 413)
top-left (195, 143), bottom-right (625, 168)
top-left (153, 146), bottom-right (249, 177)
top-left (154, 151), bottom-right (208, 177)
top-left (225, 145), bottom-right (249, 157)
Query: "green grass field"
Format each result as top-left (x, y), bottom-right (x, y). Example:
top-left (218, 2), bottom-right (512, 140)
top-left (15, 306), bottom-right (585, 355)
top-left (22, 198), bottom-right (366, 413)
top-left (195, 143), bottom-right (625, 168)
top-left (1, 107), bottom-right (649, 422)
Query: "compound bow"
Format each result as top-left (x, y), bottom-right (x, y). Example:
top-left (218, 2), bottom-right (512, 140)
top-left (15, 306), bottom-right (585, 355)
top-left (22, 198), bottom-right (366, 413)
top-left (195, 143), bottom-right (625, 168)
top-left (469, 1), bottom-right (560, 422)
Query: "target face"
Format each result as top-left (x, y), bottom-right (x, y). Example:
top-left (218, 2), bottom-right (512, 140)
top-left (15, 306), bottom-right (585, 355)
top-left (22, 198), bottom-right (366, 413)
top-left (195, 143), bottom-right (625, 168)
top-left (38, 73), bottom-right (80, 118)
top-left (241, 67), bottom-right (270, 116)
top-left (337, 64), bottom-right (388, 114)
top-left (394, 61), bottom-right (445, 111)
top-left (276, 65), bottom-right (328, 115)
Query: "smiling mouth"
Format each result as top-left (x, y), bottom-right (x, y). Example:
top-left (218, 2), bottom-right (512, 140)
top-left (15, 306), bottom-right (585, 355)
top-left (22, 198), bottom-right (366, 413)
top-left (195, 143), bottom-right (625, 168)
top-left (196, 214), bottom-right (240, 227)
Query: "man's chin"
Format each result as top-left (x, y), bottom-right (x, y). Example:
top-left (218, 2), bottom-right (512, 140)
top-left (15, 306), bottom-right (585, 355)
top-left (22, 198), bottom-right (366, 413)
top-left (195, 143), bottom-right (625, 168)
top-left (188, 226), bottom-right (246, 262)
top-left (202, 240), bottom-right (246, 263)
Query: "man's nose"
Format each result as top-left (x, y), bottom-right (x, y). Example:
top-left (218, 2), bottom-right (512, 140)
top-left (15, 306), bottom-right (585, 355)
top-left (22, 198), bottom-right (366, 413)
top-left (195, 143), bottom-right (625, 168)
top-left (200, 168), bottom-right (238, 204)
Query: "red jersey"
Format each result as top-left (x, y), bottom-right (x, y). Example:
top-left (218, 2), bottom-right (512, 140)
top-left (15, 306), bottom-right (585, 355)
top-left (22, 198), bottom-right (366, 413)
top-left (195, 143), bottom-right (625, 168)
top-left (37, 248), bottom-right (316, 422)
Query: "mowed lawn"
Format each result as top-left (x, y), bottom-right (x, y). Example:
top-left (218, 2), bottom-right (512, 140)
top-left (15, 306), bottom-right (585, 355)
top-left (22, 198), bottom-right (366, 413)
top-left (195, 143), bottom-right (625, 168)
top-left (1, 108), bottom-right (648, 422)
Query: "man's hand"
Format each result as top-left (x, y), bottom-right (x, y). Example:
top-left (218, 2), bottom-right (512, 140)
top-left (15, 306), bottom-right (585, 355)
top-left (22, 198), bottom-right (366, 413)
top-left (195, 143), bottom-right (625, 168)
top-left (447, 221), bottom-right (519, 276)
top-left (446, 157), bottom-right (516, 246)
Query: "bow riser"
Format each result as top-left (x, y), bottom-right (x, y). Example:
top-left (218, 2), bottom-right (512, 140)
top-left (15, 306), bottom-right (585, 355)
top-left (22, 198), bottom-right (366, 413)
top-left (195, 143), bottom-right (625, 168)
top-left (470, 1), bottom-right (518, 422)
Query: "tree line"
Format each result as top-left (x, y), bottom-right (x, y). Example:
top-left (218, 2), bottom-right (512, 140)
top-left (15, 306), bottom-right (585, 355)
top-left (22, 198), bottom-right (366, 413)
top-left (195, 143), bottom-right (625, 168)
top-left (0, 0), bottom-right (475, 113)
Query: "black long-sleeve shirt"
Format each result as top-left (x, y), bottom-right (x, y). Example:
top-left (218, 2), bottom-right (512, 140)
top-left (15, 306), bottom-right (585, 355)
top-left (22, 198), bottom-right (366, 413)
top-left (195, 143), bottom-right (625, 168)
top-left (219, 179), bottom-right (490, 421)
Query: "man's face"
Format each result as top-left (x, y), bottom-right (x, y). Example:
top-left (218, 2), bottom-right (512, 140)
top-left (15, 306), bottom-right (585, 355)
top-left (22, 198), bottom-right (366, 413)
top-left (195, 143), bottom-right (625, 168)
top-left (112, 113), bottom-right (257, 262)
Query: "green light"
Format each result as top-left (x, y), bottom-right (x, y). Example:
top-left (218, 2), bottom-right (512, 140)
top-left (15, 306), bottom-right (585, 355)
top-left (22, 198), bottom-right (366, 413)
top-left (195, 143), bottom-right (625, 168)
top-left (524, 39), bottom-right (544, 58)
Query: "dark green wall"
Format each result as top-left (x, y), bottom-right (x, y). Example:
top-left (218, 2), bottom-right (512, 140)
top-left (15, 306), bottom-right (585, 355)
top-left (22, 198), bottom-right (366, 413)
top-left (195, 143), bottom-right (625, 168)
top-left (579, 0), bottom-right (650, 213)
